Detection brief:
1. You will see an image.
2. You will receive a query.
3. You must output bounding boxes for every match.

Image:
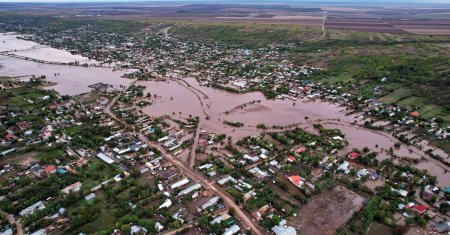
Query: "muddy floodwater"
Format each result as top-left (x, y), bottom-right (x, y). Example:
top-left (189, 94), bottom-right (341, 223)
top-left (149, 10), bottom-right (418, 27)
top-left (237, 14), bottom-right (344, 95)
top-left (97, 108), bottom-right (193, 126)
top-left (139, 77), bottom-right (450, 187)
top-left (0, 33), bottom-right (132, 95)
top-left (0, 55), bottom-right (131, 95)
top-left (0, 34), bottom-right (448, 188)
top-left (289, 185), bottom-right (365, 235)
top-left (0, 33), bottom-right (96, 64)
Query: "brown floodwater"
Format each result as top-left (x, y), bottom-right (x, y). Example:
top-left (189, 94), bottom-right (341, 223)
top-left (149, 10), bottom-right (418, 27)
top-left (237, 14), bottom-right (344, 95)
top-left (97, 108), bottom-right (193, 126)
top-left (0, 55), bottom-right (131, 96)
top-left (1, 35), bottom-right (447, 187)
top-left (0, 33), bottom-right (97, 64)
top-left (139, 77), bottom-right (450, 187)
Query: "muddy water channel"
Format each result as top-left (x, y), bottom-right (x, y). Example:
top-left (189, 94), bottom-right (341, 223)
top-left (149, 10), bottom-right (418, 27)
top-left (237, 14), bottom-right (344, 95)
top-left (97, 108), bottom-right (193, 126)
top-left (140, 77), bottom-right (450, 187)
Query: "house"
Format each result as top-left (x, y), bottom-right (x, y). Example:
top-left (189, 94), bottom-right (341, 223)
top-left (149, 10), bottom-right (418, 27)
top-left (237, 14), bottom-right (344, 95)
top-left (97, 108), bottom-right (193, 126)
top-left (96, 153), bottom-right (114, 164)
top-left (294, 147), bottom-right (307, 154)
top-left (4, 133), bottom-right (16, 140)
top-left (288, 175), bottom-right (303, 188)
top-left (410, 111), bottom-right (420, 117)
top-left (272, 225), bottom-right (297, 235)
top-left (19, 201), bottom-right (45, 217)
top-left (347, 152), bottom-right (360, 160)
top-left (44, 165), bottom-right (57, 174)
top-left (158, 199), bottom-right (172, 210)
top-left (177, 183), bottom-right (201, 196)
top-left (85, 193), bottom-right (96, 201)
top-left (0, 228), bottom-right (13, 235)
top-left (222, 225), bottom-right (240, 235)
top-left (357, 168), bottom-right (368, 178)
top-left (61, 182), bottom-right (82, 194)
top-left (41, 129), bottom-right (52, 140)
top-left (370, 172), bottom-right (380, 181)
top-left (422, 188), bottom-right (434, 202)
top-left (16, 121), bottom-right (31, 130)
top-left (159, 168), bottom-right (178, 180)
top-left (130, 225), bottom-right (148, 235)
top-left (252, 205), bottom-right (270, 221)
top-left (30, 164), bottom-right (42, 176)
top-left (412, 204), bottom-right (427, 214)
top-left (200, 196), bottom-right (219, 211)
top-left (249, 167), bottom-right (269, 179)
top-left (286, 156), bottom-right (295, 163)
top-left (435, 221), bottom-right (450, 233)
top-left (170, 178), bottom-right (190, 189)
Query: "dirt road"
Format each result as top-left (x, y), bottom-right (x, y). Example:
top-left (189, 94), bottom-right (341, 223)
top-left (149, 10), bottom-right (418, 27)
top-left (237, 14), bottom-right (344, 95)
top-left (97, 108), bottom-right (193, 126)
top-left (0, 210), bottom-right (24, 235)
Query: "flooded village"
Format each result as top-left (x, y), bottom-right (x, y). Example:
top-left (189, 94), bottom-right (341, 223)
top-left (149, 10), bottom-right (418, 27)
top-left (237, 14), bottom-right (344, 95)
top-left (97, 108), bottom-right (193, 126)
top-left (0, 15), bottom-right (449, 235)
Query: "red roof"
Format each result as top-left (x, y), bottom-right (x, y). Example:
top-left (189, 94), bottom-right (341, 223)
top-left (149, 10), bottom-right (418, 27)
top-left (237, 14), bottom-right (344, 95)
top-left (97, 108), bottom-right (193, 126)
top-left (4, 133), bottom-right (16, 139)
top-left (44, 165), bottom-right (57, 173)
top-left (288, 175), bottom-right (303, 186)
top-left (295, 147), bottom-right (307, 153)
top-left (16, 121), bottom-right (31, 129)
top-left (286, 156), bottom-right (296, 162)
top-left (348, 152), bottom-right (360, 160)
top-left (412, 204), bottom-right (427, 214)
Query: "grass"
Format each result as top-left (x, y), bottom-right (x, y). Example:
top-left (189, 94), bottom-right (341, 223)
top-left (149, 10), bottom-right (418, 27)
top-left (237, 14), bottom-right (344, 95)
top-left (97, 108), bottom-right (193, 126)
top-left (380, 88), bottom-right (411, 104)
top-left (0, 76), bottom-right (13, 83)
top-left (419, 105), bottom-right (444, 119)
top-left (397, 96), bottom-right (425, 107)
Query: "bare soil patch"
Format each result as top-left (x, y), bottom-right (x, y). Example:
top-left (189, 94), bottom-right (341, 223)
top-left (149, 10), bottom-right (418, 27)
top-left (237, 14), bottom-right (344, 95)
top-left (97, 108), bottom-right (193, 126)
top-left (288, 185), bottom-right (366, 235)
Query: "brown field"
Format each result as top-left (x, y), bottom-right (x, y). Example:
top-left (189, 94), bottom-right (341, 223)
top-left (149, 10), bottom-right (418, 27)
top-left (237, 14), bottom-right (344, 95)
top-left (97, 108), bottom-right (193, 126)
top-left (288, 185), bottom-right (366, 235)
top-left (2, 3), bottom-right (450, 35)
top-left (0, 151), bottom-right (39, 168)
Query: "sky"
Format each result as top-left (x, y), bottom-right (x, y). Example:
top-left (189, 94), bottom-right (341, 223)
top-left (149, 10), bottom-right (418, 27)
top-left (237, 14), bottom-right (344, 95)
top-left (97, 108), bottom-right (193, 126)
top-left (0, 0), bottom-right (449, 3)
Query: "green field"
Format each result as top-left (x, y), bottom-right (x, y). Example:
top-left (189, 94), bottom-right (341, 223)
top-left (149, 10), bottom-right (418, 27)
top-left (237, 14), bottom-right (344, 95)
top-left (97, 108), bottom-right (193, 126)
top-left (380, 88), bottom-right (412, 104)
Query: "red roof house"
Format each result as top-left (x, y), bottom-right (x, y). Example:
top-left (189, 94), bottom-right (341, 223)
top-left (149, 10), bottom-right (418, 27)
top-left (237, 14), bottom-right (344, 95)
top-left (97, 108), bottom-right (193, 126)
top-left (347, 152), bottom-right (360, 160)
top-left (412, 204), bottom-right (427, 214)
top-left (16, 121), bottom-right (31, 130)
top-left (295, 147), bottom-right (307, 154)
top-left (44, 165), bottom-right (57, 174)
top-left (288, 175), bottom-right (303, 188)
top-left (4, 133), bottom-right (16, 140)
top-left (286, 156), bottom-right (296, 163)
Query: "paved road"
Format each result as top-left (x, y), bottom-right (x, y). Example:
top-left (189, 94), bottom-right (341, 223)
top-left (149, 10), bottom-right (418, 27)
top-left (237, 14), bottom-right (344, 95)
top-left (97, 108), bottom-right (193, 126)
top-left (103, 86), bottom-right (265, 235)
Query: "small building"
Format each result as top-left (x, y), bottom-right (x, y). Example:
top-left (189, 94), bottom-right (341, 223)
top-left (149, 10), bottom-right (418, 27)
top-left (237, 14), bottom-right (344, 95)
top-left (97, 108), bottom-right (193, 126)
top-left (85, 193), bottom-right (96, 201)
top-left (412, 204), bottom-right (427, 215)
top-left (286, 156), bottom-right (295, 163)
top-left (294, 147), bottom-right (307, 154)
top-left (347, 152), bottom-right (360, 160)
top-left (288, 175), bottom-right (303, 188)
top-left (96, 153), bottom-right (114, 164)
top-left (435, 221), bottom-right (450, 233)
